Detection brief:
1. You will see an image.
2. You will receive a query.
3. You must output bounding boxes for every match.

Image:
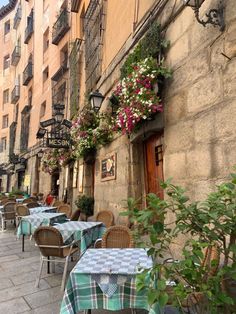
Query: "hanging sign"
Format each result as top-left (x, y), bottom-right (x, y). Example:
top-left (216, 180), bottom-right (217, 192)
top-left (46, 137), bottom-right (70, 148)
top-left (101, 153), bottom-right (116, 181)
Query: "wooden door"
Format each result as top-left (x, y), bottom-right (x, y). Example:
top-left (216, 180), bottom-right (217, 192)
top-left (144, 133), bottom-right (164, 199)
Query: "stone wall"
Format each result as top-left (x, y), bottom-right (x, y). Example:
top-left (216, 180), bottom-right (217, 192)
top-left (89, 0), bottom-right (236, 227)
top-left (163, 0), bottom-right (236, 201)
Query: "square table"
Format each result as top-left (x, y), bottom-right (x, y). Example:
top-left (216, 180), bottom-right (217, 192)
top-left (17, 212), bottom-right (67, 251)
top-left (60, 248), bottom-right (160, 314)
top-left (54, 221), bottom-right (106, 255)
top-left (29, 206), bottom-right (57, 214)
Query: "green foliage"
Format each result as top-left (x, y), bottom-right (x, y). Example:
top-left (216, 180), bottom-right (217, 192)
top-left (75, 194), bottom-right (94, 217)
top-left (120, 22), bottom-right (169, 79)
top-left (121, 172), bottom-right (236, 313)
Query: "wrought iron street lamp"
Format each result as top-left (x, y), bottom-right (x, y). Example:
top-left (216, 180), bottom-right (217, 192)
top-left (36, 128), bottom-right (47, 139)
top-left (37, 149), bottom-right (44, 159)
top-left (183, 0), bottom-right (225, 31)
top-left (89, 90), bottom-right (105, 113)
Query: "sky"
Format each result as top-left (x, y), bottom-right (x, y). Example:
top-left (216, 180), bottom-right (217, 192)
top-left (0, 0), bottom-right (9, 7)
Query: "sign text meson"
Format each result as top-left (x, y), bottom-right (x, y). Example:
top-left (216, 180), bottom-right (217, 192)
top-left (46, 138), bottom-right (70, 148)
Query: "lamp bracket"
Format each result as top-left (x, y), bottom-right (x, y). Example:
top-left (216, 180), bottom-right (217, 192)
top-left (193, 1), bottom-right (225, 31)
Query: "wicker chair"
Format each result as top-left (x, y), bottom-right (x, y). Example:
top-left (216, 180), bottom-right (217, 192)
top-left (70, 209), bottom-right (81, 221)
top-left (22, 198), bottom-right (34, 204)
top-left (101, 225), bottom-right (134, 248)
top-left (96, 210), bottom-right (114, 228)
top-left (1, 198), bottom-right (13, 205)
top-left (16, 204), bottom-right (30, 217)
top-left (26, 202), bottom-right (40, 209)
top-left (57, 204), bottom-right (72, 218)
top-left (34, 226), bottom-right (79, 290)
top-left (15, 205), bottom-right (30, 230)
top-left (1, 202), bottom-right (16, 230)
top-left (52, 200), bottom-right (64, 207)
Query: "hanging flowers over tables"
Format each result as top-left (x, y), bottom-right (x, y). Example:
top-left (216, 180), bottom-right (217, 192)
top-left (41, 148), bottom-right (72, 174)
top-left (70, 107), bottom-right (113, 159)
top-left (112, 57), bottom-right (171, 135)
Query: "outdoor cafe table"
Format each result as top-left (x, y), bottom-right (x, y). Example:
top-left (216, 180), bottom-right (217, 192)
top-left (60, 248), bottom-right (160, 314)
top-left (54, 221), bottom-right (106, 255)
top-left (28, 206), bottom-right (57, 214)
top-left (17, 212), bottom-right (67, 251)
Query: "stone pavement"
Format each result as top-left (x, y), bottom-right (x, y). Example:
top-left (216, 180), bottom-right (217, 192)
top-left (0, 225), bottom-right (176, 314)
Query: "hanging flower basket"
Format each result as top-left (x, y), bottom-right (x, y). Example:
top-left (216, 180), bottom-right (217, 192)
top-left (112, 57), bottom-right (171, 135)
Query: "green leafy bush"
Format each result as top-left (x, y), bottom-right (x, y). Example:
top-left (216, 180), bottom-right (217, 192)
top-left (75, 194), bottom-right (94, 217)
top-left (121, 172), bottom-right (236, 313)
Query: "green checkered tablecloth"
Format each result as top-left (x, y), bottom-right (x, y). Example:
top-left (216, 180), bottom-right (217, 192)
top-left (54, 221), bottom-right (106, 254)
top-left (17, 212), bottom-right (67, 237)
top-left (60, 249), bottom-right (160, 314)
top-left (29, 206), bottom-right (57, 214)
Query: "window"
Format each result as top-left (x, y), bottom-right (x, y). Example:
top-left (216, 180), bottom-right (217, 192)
top-left (14, 104), bottom-right (19, 122)
top-left (43, 66), bottom-right (49, 82)
top-left (84, 0), bottom-right (105, 91)
top-left (28, 88), bottom-right (33, 107)
top-left (40, 101), bottom-right (46, 119)
top-left (2, 115), bottom-right (9, 129)
top-left (4, 20), bottom-right (10, 35)
top-left (3, 55), bottom-right (10, 70)
top-left (80, 5), bottom-right (85, 38)
top-left (0, 137), bottom-right (7, 152)
top-left (3, 89), bottom-right (9, 104)
top-left (43, 28), bottom-right (49, 52)
top-left (60, 44), bottom-right (68, 68)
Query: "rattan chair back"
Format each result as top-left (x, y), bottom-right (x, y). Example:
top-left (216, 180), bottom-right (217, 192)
top-left (101, 225), bottom-right (134, 248)
top-left (57, 204), bottom-right (72, 218)
top-left (22, 198), bottom-right (34, 204)
top-left (34, 226), bottom-right (64, 258)
top-left (0, 198), bottom-right (10, 205)
top-left (16, 205), bottom-right (30, 216)
top-left (96, 210), bottom-right (114, 228)
top-left (70, 209), bottom-right (81, 221)
top-left (52, 200), bottom-right (64, 207)
top-left (3, 202), bottom-right (16, 220)
top-left (26, 202), bottom-right (40, 209)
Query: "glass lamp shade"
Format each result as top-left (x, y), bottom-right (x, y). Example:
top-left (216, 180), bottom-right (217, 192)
top-left (55, 112), bottom-right (64, 123)
top-left (37, 149), bottom-right (44, 158)
top-left (184, 0), bottom-right (205, 7)
top-left (89, 90), bottom-right (105, 113)
top-left (36, 128), bottom-right (46, 139)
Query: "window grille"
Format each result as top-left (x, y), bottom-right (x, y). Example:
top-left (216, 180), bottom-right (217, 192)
top-left (3, 89), bottom-right (9, 104)
top-left (3, 55), bottom-right (10, 70)
top-left (2, 115), bottom-right (9, 129)
top-left (69, 38), bottom-right (82, 117)
top-left (20, 106), bottom-right (31, 152)
top-left (9, 122), bottom-right (17, 156)
top-left (4, 20), bottom-right (10, 35)
top-left (84, 0), bottom-right (105, 91)
top-left (0, 137), bottom-right (7, 153)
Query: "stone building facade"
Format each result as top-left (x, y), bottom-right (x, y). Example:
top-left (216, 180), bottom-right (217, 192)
top-left (0, 0), bottom-right (235, 225)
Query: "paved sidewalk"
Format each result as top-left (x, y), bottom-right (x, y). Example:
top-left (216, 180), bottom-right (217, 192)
top-left (0, 226), bottom-right (176, 314)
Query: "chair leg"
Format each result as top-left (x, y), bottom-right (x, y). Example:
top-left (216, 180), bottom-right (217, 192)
top-left (61, 256), bottom-right (69, 291)
top-left (1, 217), bottom-right (4, 231)
top-left (51, 257), bottom-right (56, 273)
top-left (131, 310), bottom-right (136, 314)
top-left (35, 256), bottom-right (44, 288)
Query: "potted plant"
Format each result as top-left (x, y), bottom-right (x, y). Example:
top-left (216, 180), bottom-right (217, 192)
top-left (121, 171), bottom-right (236, 313)
top-left (75, 194), bottom-right (94, 221)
